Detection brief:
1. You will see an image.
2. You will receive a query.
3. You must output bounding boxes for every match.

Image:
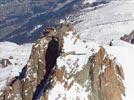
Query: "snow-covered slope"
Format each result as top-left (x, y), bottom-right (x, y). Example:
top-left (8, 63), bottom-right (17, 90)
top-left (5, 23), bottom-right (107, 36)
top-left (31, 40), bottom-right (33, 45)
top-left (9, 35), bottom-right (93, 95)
top-left (70, 0), bottom-right (134, 44)
top-left (0, 42), bottom-right (32, 90)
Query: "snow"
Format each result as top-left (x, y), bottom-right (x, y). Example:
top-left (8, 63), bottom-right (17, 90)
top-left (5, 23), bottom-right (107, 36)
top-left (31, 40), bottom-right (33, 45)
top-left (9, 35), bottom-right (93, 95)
top-left (48, 81), bottom-right (90, 100)
top-left (60, 19), bottom-right (66, 24)
top-left (30, 24), bottom-right (43, 35)
top-left (57, 31), bottom-right (99, 74)
top-left (0, 42), bottom-right (32, 90)
top-left (83, 0), bottom-right (96, 4)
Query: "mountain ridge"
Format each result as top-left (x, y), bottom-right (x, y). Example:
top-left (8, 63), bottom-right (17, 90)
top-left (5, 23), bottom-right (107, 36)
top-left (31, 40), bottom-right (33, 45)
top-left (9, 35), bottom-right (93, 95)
top-left (0, 21), bottom-right (125, 100)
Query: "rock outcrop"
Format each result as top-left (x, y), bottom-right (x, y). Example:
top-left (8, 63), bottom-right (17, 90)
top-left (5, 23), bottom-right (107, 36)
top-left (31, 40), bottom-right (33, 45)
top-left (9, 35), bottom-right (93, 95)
top-left (0, 21), bottom-right (125, 100)
top-left (121, 30), bottom-right (134, 44)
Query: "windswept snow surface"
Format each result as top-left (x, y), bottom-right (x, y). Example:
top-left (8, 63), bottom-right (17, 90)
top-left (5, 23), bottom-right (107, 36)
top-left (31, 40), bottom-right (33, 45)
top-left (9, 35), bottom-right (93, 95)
top-left (0, 42), bottom-right (32, 90)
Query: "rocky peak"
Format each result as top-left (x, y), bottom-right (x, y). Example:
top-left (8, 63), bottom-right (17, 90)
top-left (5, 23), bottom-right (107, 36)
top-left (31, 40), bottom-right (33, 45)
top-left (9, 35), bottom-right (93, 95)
top-left (0, 22), bottom-right (125, 100)
top-left (89, 47), bottom-right (125, 100)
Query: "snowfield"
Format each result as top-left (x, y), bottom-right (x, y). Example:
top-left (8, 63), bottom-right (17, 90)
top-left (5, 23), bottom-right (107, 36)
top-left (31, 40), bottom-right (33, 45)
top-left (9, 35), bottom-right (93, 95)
top-left (0, 42), bottom-right (32, 90)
